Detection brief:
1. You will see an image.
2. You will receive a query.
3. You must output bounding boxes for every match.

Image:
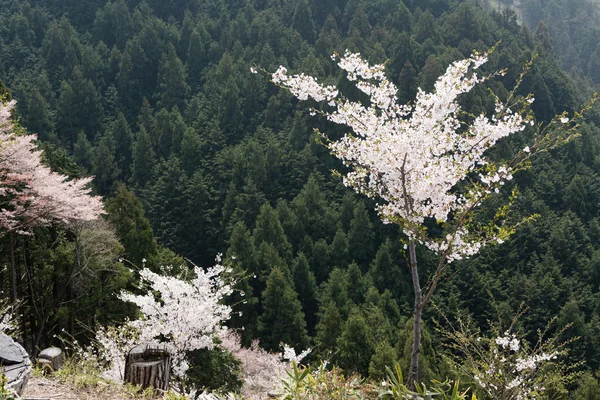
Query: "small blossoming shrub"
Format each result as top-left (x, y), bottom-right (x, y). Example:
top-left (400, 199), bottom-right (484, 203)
top-left (117, 255), bottom-right (235, 381)
top-left (0, 299), bottom-right (17, 335)
top-left (443, 317), bottom-right (577, 400)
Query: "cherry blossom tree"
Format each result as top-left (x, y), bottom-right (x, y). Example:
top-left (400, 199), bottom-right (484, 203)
top-left (268, 50), bottom-right (589, 387)
top-left (0, 100), bottom-right (103, 235)
top-left (1, 99), bottom-right (104, 306)
top-left (116, 256), bottom-right (235, 385)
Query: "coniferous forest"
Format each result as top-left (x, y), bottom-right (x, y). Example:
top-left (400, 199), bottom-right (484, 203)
top-left (2, 0), bottom-right (600, 398)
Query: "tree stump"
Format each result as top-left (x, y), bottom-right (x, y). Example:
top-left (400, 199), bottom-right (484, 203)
top-left (124, 344), bottom-right (171, 392)
top-left (38, 347), bottom-right (63, 373)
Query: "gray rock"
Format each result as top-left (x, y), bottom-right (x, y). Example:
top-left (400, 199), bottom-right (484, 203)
top-left (0, 333), bottom-right (31, 395)
top-left (0, 333), bottom-right (24, 365)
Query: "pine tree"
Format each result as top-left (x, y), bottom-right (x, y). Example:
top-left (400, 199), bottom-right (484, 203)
top-left (180, 128), bottom-right (203, 175)
top-left (105, 183), bottom-right (158, 269)
top-left (110, 112), bottom-right (133, 178)
top-left (292, 0), bottom-right (316, 43)
top-left (258, 267), bottom-right (309, 351)
top-left (73, 132), bottom-right (93, 172)
top-left (348, 200), bottom-right (374, 269)
top-left (337, 308), bottom-right (374, 376)
top-left (131, 126), bottom-right (156, 188)
top-left (315, 301), bottom-right (343, 358)
top-left (330, 228), bottom-right (350, 268)
top-left (92, 136), bottom-right (119, 195)
top-left (253, 203), bottom-right (293, 262)
top-left (369, 340), bottom-right (397, 380)
top-left (156, 44), bottom-right (189, 111)
top-left (370, 239), bottom-right (407, 300)
top-left (292, 253), bottom-right (318, 334)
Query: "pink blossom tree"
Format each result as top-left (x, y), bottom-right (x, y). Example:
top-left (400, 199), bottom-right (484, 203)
top-left (0, 99), bottom-right (103, 303)
top-left (0, 100), bottom-right (103, 234)
top-left (268, 50), bottom-right (588, 387)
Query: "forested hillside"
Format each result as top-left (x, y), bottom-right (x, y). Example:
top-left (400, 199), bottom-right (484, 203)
top-left (485, 0), bottom-right (600, 89)
top-left (2, 0), bottom-right (600, 396)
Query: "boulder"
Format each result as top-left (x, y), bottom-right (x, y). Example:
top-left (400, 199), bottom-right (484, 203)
top-left (0, 333), bottom-right (31, 395)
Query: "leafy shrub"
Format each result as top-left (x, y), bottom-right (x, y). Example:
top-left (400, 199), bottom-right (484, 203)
top-left (186, 346), bottom-right (243, 394)
top-left (0, 375), bottom-right (16, 400)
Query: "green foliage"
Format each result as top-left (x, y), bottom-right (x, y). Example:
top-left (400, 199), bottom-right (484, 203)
top-left (380, 364), bottom-right (474, 400)
top-left (1, 0), bottom-right (600, 393)
top-left (280, 361), bottom-right (376, 399)
top-left (258, 267), bottom-right (309, 352)
top-left (105, 183), bottom-right (158, 268)
top-left (186, 346), bottom-right (243, 394)
top-left (0, 375), bottom-right (16, 400)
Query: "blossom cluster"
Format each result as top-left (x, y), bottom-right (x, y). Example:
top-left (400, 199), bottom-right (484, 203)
top-left (0, 100), bottom-right (103, 234)
top-left (281, 343), bottom-right (311, 364)
top-left (218, 331), bottom-right (307, 399)
top-left (117, 256), bottom-right (235, 379)
top-left (272, 51), bottom-right (531, 262)
top-left (470, 331), bottom-right (561, 400)
top-left (0, 299), bottom-right (16, 335)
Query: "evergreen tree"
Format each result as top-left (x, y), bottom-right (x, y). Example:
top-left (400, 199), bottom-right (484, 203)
top-left (180, 128), bottom-right (203, 175)
top-left (370, 239), bottom-right (407, 300)
top-left (105, 183), bottom-right (159, 269)
top-left (398, 61), bottom-right (417, 105)
top-left (73, 132), bottom-right (93, 172)
top-left (253, 203), bottom-right (293, 262)
top-left (131, 126), bottom-right (156, 188)
top-left (292, 253), bottom-right (318, 334)
top-left (330, 228), bottom-right (350, 268)
top-left (110, 112), bottom-right (133, 178)
top-left (92, 136), bottom-right (119, 194)
top-left (346, 262), bottom-right (366, 305)
top-left (145, 156), bottom-right (189, 253)
top-left (337, 308), bottom-right (374, 376)
top-left (315, 301), bottom-right (344, 358)
top-left (319, 267), bottom-right (352, 317)
top-left (178, 10), bottom-right (194, 60)
top-left (258, 267), bottom-right (309, 351)
top-left (186, 28), bottom-right (209, 90)
top-left (369, 340), bottom-right (397, 380)
top-left (311, 238), bottom-right (332, 284)
top-left (156, 44), bottom-right (189, 111)
top-left (228, 221), bottom-right (256, 271)
top-left (292, 0), bottom-right (316, 43)
top-left (347, 200), bottom-right (374, 269)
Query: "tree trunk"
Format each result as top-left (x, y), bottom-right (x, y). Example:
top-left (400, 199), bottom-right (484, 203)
top-left (38, 347), bottom-right (63, 373)
top-left (407, 239), bottom-right (422, 390)
top-left (124, 344), bottom-right (171, 392)
top-left (9, 233), bottom-right (17, 303)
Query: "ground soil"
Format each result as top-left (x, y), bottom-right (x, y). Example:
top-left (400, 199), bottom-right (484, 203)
top-left (21, 375), bottom-right (152, 400)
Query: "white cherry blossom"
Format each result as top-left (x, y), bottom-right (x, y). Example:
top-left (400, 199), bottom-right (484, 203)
top-left (272, 50), bottom-right (529, 263)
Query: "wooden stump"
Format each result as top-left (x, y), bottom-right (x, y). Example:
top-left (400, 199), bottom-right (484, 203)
top-left (38, 347), bottom-right (63, 373)
top-left (124, 344), bottom-right (171, 392)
